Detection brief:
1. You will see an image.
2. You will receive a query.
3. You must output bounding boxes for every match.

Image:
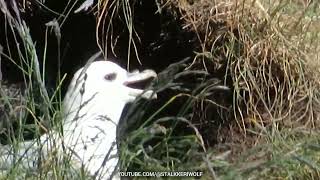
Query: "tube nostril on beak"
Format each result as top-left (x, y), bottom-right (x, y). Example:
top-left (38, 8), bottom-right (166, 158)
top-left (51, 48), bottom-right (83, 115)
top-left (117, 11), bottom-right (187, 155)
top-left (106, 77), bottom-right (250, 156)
top-left (124, 70), bottom-right (157, 90)
top-left (125, 76), bottom-right (155, 90)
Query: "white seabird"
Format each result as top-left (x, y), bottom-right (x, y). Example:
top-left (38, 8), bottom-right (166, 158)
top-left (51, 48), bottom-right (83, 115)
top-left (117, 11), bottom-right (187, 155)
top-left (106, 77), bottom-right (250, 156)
top-left (0, 60), bottom-right (157, 180)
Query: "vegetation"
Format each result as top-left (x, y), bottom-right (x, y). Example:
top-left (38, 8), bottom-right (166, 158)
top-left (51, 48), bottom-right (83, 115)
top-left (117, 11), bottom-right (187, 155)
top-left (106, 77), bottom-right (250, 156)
top-left (0, 0), bottom-right (320, 179)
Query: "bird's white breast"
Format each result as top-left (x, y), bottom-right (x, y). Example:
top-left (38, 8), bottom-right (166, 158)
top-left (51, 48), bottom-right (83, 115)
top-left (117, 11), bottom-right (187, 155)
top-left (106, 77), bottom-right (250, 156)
top-left (62, 88), bottom-right (126, 178)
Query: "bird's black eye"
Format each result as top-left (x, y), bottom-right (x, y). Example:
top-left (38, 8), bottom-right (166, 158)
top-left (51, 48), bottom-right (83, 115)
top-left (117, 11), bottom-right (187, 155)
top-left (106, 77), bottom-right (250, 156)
top-left (104, 73), bottom-right (117, 81)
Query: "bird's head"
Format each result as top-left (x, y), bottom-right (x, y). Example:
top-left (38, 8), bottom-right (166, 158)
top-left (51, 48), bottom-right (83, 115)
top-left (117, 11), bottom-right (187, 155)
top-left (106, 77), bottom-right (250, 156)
top-left (63, 60), bottom-right (157, 119)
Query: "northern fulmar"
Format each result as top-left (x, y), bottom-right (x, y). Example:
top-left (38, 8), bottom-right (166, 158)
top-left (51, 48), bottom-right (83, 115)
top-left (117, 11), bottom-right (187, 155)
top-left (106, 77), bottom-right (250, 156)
top-left (0, 60), bottom-right (157, 180)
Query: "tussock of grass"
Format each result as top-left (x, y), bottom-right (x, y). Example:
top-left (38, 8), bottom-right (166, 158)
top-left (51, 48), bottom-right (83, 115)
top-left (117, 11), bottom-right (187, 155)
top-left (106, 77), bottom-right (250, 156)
top-left (163, 0), bottom-right (320, 130)
top-left (0, 1), bottom-right (73, 179)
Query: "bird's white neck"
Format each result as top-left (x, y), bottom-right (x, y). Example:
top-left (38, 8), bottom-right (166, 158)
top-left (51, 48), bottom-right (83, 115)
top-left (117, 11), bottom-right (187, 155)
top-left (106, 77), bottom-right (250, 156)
top-left (64, 91), bottom-right (126, 128)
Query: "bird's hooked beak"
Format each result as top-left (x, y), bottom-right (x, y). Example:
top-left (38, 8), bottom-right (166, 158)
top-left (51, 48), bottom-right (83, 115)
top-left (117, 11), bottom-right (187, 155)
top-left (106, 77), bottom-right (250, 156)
top-left (123, 69), bottom-right (157, 100)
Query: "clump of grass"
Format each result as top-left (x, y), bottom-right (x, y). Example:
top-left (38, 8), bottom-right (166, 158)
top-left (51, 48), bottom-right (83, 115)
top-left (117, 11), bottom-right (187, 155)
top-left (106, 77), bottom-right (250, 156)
top-left (0, 1), bottom-right (78, 179)
top-left (163, 0), bottom-right (320, 132)
top-left (227, 130), bottom-right (320, 179)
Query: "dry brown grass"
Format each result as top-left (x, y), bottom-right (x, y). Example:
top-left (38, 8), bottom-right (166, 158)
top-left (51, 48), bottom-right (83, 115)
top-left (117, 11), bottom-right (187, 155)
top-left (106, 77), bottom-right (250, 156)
top-left (162, 0), bottom-right (320, 136)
